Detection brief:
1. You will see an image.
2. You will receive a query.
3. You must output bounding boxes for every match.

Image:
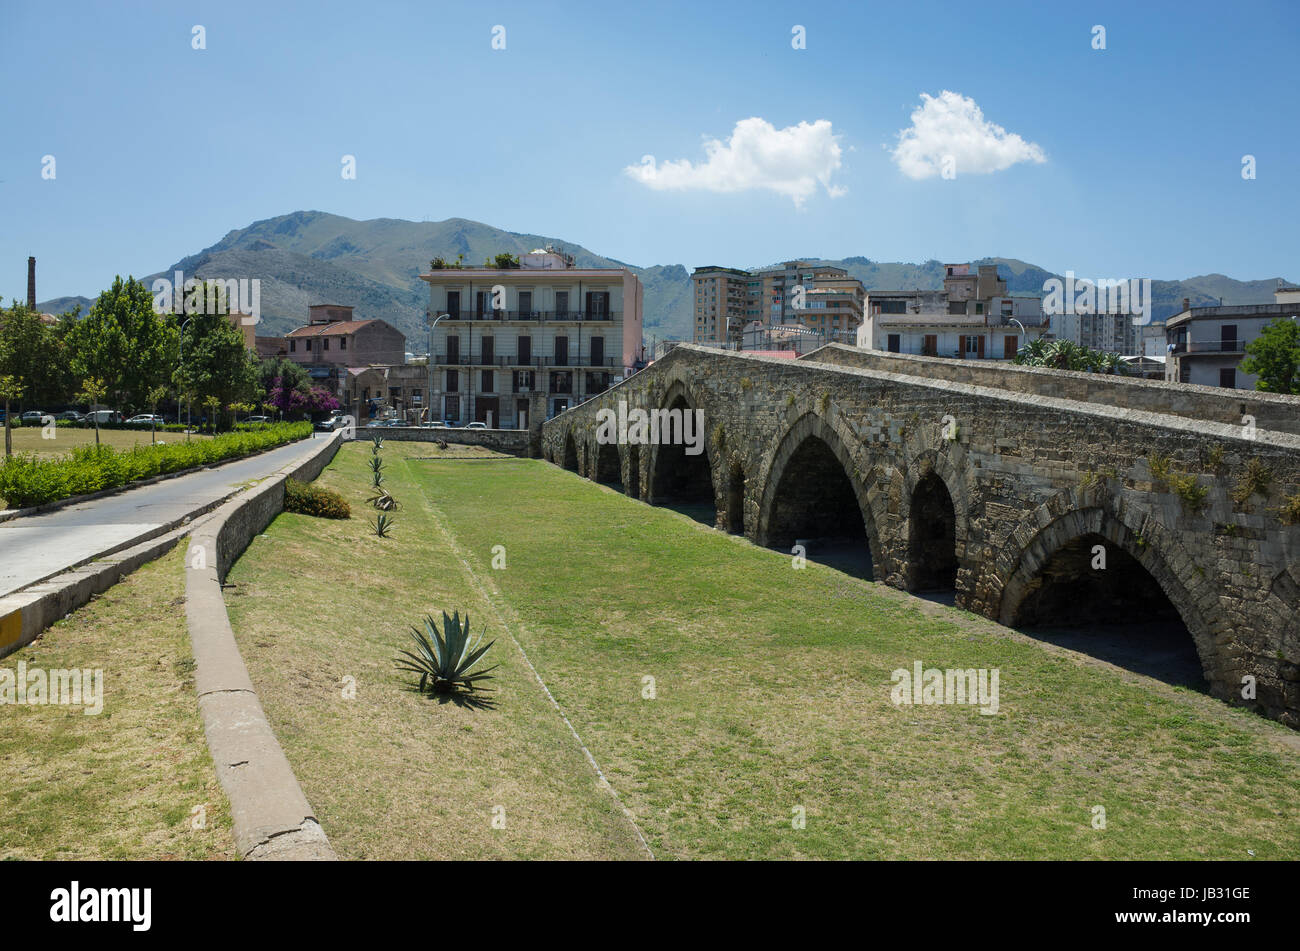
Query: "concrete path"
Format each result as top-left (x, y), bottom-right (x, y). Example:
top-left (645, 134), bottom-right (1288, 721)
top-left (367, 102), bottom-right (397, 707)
top-left (0, 435), bottom-right (328, 599)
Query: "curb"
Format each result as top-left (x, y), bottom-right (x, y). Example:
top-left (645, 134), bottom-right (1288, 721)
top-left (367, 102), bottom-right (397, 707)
top-left (184, 430), bottom-right (343, 861)
top-left (0, 433), bottom-right (319, 524)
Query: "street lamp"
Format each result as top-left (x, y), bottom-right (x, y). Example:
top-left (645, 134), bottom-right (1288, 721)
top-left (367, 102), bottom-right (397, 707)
top-left (427, 311), bottom-right (450, 426)
top-left (178, 314), bottom-right (197, 442)
top-left (1008, 317), bottom-right (1027, 358)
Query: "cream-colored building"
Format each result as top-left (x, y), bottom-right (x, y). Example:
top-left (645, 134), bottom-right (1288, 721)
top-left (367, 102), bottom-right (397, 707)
top-left (691, 260), bottom-right (864, 347)
top-left (421, 249), bottom-right (645, 425)
top-left (857, 263), bottom-right (1048, 359)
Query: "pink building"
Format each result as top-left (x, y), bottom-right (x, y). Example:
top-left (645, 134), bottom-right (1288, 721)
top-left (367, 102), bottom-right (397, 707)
top-left (284, 304), bottom-right (406, 367)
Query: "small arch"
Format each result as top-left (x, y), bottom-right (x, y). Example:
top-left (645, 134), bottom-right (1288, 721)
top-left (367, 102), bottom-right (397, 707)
top-left (561, 431), bottom-right (579, 472)
top-left (626, 444), bottom-right (641, 499)
top-left (595, 441), bottom-right (622, 489)
top-left (999, 507), bottom-right (1214, 691)
top-left (908, 471), bottom-right (957, 591)
top-left (647, 391), bottom-right (716, 525)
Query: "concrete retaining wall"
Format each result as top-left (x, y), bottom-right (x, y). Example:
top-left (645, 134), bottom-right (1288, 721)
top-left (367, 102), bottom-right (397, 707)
top-left (185, 430), bottom-right (343, 860)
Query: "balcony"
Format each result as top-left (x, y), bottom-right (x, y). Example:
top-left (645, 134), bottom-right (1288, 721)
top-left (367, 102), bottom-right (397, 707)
top-left (1172, 340), bottom-right (1245, 355)
top-left (436, 310), bottom-right (618, 323)
top-left (435, 354), bottom-right (620, 368)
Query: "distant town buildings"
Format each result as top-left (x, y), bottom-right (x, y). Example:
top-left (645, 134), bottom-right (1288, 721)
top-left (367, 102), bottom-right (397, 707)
top-left (1164, 284), bottom-right (1300, 388)
top-left (692, 260), bottom-right (865, 352)
top-left (421, 248), bottom-right (646, 425)
top-left (857, 263), bottom-right (1048, 360)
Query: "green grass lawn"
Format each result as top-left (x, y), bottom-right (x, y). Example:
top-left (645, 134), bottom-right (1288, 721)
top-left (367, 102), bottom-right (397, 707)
top-left (3, 425), bottom-right (212, 459)
top-left (225, 441), bottom-right (1300, 859)
top-left (0, 547), bottom-right (235, 860)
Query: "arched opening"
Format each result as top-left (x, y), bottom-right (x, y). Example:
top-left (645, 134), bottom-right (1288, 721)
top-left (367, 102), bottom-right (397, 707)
top-left (1007, 532), bottom-right (1206, 690)
top-left (649, 396), bottom-right (715, 525)
top-left (726, 464), bottom-right (745, 535)
top-left (909, 472), bottom-right (957, 591)
top-left (766, 435), bottom-right (872, 579)
top-left (626, 444), bottom-right (641, 499)
top-left (561, 432), bottom-right (579, 472)
top-left (581, 443), bottom-right (589, 478)
top-left (595, 441), bottom-right (622, 490)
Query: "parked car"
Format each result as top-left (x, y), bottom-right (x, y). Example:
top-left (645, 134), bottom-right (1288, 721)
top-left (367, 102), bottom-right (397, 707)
top-left (442, 420), bottom-right (459, 428)
top-left (245, 415), bottom-right (271, 423)
top-left (125, 414), bottom-right (165, 427)
top-left (466, 421), bottom-right (488, 430)
top-left (315, 414), bottom-right (350, 432)
top-left (56, 410), bottom-right (84, 422)
top-left (84, 409), bottom-right (124, 426)
top-left (19, 410), bottom-right (48, 425)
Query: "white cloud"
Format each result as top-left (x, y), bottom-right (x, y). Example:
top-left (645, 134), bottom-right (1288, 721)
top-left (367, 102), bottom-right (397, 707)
top-left (625, 117), bottom-right (845, 207)
top-left (891, 90), bottom-right (1045, 180)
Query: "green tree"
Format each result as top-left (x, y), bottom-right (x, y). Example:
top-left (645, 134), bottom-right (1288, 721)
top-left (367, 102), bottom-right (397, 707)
top-left (1241, 317), bottom-right (1300, 394)
top-left (0, 301), bottom-right (66, 409)
top-left (147, 384), bottom-right (169, 444)
top-left (0, 373), bottom-right (25, 458)
top-left (174, 284), bottom-right (258, 432)
top-left (66, 277), bottom-right (177, 413)
top-left (77, 377), bottom-right (107, 447)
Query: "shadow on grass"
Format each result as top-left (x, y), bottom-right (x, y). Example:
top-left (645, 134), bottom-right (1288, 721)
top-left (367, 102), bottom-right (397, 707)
top-left (399, 682), bottom-right (499, 711)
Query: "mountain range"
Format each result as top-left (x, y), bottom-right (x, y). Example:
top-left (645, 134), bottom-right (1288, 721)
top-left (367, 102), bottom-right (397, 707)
top-left (35, 210), bottom-right (1295, 346)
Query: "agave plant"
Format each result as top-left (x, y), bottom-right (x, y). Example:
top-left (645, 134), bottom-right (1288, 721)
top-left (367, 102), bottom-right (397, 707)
top-left (369, 456), bottom-right (384, 474)
top-left (371, 434), bottom-right (384, 453)
top-left (396, 611), bottom-right (497, 693)
top-left (367, 487), bottom-right (400, 511)
top-left (371, 512), bottom-right (395, 537)
top-left (371, 470), bottom-right (384, 488)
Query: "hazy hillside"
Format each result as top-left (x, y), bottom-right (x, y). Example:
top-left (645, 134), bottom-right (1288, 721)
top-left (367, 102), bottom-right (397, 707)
top-left (38, 211), bottom-right (1294, 343)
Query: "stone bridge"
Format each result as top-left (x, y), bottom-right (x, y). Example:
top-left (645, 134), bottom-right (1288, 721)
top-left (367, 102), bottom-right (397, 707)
top-left (540, 343), bottom-right (1300, 727)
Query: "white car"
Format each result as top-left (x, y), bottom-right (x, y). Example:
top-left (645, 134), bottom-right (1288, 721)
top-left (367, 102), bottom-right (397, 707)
top-left (125, 414), bottom-right (165, 426)
top-left (466, 421), bottom-right (488, 430)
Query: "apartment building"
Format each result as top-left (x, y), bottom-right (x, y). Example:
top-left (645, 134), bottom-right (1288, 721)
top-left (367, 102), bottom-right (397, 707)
top-left (1164, 285), bottom-right (1300, 388)
top-left (857, 263), bottom-right (1048, 359)
top-left (421, 248), bottom-right (645, 425)
top-left (692, 266), bottom-right (749, 344)
top-left (1052, 310), bottom-right (1140, 355)
top-left (691, 260), bottom-right (865, 348)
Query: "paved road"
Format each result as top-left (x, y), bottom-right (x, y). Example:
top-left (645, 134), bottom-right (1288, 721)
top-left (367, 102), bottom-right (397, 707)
top-left (0, 435), bottom-right (328, 598)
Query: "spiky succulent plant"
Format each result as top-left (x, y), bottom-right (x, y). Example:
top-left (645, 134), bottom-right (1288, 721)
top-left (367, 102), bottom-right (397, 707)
top-left (396, 611), bottom-right (497, 693)
top-left (371, 512), bottom-right (395, 537)
top-left (367, 487), bottom-right (399, 511)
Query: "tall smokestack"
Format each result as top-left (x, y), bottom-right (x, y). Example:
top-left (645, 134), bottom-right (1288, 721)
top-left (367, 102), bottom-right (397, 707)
top-left (27, 256), bottom-right (36, 311)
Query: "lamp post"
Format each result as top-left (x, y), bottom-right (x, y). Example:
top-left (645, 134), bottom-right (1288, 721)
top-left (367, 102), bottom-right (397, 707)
top-left (1008, 317), bottom-right (1027, 359)
top-left (427, 311), bottom-right (449, 426)
top-left (178, 314), bottom-right (197, 442)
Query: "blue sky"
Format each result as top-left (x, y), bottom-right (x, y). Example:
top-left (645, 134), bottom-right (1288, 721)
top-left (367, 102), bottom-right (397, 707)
top-left (2, 0), bottom-right (1297, 304)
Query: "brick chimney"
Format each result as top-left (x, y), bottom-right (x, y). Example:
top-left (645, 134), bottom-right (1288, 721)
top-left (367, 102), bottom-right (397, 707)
top-left (1182, 297), bottom-right (1190, 312)
top-left (27, 256), bottom-right (36, 310)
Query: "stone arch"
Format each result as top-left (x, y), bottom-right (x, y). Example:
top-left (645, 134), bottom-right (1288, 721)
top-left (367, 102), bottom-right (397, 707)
top-left (996, 501), bottom-right (1221, 687)
top-left (561, 430), bottom-right (579, 472)
top-left (756, 411), bottom-right (883, 578)
top-left (595, 440), bottom-right (622, 487)
top-left (899, 444), bottom-right (973, 592)
top-left (645, 379), bottom-right (719, 516)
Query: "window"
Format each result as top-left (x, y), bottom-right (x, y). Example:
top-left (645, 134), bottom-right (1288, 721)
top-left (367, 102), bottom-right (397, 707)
top-left (555, 291), bottom-right (569, 316)
top-left (289, 339), bottom-right (296, 353)
top-left (975, 302), bottom-right (984, 315)
top-left (323, 338), bottom-right (329, 351)
top-left (949, 300), bottom-right (967, 315)
top-left (886, 334), bottom-right (901, 353)
top-left (923, 335), bottom-right (938, 357)
top-left (513, 370), bottom-right (535, 392)
top-left (549, 371), bottom-right (572, 394)
top-left (1220, 325), bottom-right (1238, 350)
top-left (518, 291), bottom-right (533, 317)
top-left (879, 299), bottom-right (907, 314)
top-left (964, 335), bottom-right (981, 356)
top-left (446, 369), bottom-right (459, 392)
top-left (340, 337), bottom-right (347, 351)
top-left (1219, 367), bottom-right (1236, 388)
top-left (590, 337), bottom-right (605, 366)
top-left (481, 370), bottom-right (494, 392)
top-left (518, 335), bottom-right (531, 364)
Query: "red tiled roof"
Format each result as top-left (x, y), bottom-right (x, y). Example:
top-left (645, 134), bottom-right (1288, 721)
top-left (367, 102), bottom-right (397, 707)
top-left (286, 320), bottom-right (376, 337)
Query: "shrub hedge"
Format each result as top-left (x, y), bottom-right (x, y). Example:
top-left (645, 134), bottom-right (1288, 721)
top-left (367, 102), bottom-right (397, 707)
top-left (0, 423), bottom-right (313, 509)
top-left (283, 478), bottom-right (351, 519)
